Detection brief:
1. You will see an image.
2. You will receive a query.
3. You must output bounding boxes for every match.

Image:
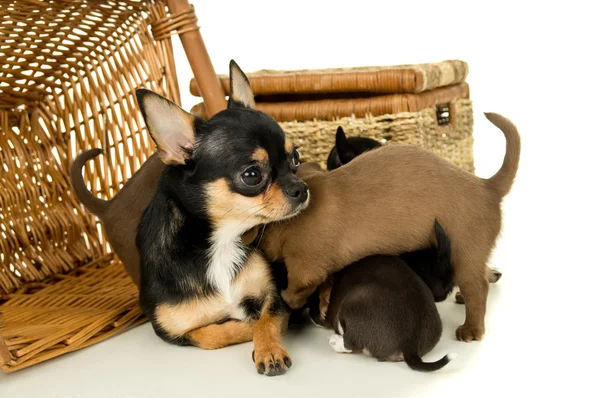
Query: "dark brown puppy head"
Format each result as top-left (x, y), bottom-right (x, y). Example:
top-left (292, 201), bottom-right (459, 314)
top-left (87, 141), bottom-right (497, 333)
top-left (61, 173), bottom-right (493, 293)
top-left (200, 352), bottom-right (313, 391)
top-left (136, 61), bottom-right (309, 231)
top-left (326, 126), bottom-right (382, 171)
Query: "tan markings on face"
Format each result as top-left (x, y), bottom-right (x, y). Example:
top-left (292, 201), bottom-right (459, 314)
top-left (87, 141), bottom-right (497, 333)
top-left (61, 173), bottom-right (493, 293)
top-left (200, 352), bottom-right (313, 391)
top-left (285, 139), bottom-right (294, 154)
top-left (262, 182), bottom-right (293, 220)
top-left (205, 179), bottom-right (266, 225)
top-left (205, 178), bottom-right (294, 225)
top-left (252, 148), bottom-right (269, 164)
top-left (155, 295), bottom-right (229, 338)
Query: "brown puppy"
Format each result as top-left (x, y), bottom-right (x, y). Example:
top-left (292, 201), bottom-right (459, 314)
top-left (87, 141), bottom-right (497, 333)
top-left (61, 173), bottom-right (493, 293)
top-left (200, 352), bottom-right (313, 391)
top-left (259, 113), bottom-right (520, 342)
top-left (70, 151), bottom-right (163, 286)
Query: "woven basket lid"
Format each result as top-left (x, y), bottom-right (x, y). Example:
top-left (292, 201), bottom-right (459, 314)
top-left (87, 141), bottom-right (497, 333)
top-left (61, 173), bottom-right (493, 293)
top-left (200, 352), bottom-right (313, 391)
top-left (190, 60), bottom-right (468, 97)
top-left (192, 82), bottom-right (469, 122)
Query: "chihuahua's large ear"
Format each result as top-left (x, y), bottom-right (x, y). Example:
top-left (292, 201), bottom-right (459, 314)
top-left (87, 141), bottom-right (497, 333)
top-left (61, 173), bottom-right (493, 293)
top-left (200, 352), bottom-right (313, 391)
top-left (136, 89), bottom-right (195, 165)
top-left (228, 60), bottom-right (256, 109)
top-left (335, 126), bottom-right (358, 165)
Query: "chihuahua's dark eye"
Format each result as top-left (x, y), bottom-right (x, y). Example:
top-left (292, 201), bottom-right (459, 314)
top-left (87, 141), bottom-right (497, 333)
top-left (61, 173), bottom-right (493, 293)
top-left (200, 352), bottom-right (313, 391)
top-left (292, 148), bottom-right (300, 167)
top-left (241, 167), bottom-right (263, 186)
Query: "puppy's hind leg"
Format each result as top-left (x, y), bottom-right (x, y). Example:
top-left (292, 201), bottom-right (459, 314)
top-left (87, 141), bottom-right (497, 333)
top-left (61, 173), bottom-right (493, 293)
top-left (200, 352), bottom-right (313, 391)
top-left (455, 266), bottom-right (502, 304)
top-left (308, 276), bottom-right (334, 327)
top-left (319, 276), bottom-right (334, 320)
top-left (453, 250), bottom-right (490, 342)
top-left (281, 259), bottom-right (327, 309)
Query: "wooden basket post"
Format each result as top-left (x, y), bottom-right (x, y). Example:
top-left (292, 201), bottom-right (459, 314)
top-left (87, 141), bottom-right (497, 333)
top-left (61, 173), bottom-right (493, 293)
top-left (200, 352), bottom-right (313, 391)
top-left (165, 0), bottom-right (226, 117)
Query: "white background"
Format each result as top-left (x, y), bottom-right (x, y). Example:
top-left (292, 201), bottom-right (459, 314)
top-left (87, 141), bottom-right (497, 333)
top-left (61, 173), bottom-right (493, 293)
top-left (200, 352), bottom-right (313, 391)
top-left (2, 0), bottom-right (599, 396)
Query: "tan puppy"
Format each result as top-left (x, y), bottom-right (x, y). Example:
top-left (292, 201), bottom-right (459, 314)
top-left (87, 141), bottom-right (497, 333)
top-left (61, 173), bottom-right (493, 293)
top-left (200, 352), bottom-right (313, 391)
top-left (70, 151), bottom-right (163, 286)
top-left (259, 113), bottom-right (520, 342)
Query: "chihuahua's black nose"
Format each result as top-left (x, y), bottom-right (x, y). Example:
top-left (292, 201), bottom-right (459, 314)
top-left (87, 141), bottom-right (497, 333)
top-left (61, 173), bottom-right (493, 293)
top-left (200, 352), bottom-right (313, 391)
top-left (284, 182), bottom-right (309, 204)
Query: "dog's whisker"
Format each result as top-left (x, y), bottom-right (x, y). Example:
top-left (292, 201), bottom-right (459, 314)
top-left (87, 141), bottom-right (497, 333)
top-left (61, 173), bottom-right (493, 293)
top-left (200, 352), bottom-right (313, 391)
top-left (233, 205), bottom-right (268, 231)
top-left (255, 218), bottom-right (269, 248)
top-left (217, 207), bottom-right (236, 222)
top-left (218, 202), bottom-right (264, 223)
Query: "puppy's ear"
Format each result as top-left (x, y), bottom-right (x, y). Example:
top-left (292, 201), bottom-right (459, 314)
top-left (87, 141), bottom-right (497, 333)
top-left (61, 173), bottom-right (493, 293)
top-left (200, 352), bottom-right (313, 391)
top-left (335, 126), bottom-right (358, 165)
top-left (228, 60), bottom-right (256, 109)
top-left (136, 89), bottom-right (196, 165)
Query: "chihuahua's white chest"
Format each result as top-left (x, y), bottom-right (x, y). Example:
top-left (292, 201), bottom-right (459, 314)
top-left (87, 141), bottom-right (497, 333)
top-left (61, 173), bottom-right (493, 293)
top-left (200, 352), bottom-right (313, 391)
top-left (206, 221), bottom-right (253, 301)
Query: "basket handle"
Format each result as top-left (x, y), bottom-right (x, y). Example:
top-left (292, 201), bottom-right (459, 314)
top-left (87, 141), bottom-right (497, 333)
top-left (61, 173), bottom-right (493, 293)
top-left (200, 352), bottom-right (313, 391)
top-left (166, 0), bottom-right (227, 117)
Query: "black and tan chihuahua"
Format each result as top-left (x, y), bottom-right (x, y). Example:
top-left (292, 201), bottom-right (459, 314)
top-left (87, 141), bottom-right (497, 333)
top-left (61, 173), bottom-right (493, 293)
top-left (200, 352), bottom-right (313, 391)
top-left (136, 61), bottom-right (307, 376)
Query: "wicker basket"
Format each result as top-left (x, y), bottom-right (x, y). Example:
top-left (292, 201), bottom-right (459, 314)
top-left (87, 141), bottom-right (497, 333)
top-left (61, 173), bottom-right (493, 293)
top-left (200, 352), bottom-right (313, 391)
top-left (191, 61), bottom-right (474, 172)
top-left (0, 0), bottom-right (229, 373)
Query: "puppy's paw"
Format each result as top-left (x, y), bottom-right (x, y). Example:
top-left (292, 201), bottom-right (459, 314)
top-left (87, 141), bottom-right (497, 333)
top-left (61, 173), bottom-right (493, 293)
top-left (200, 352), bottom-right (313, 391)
top-left (252, 344), bottom-right (292, 376)
top-left (281, 289), bottom-right (308, 310)
top-left (489, 269), bottom-right (502, 284)
top-left (328, 334), bottom-right (351, 353)
top-left (455, 325), bottom-right (485, 342)
top-left (308, 311), bottom-right (326, 328)
top-left (455, 291), bottom-right (465, 304)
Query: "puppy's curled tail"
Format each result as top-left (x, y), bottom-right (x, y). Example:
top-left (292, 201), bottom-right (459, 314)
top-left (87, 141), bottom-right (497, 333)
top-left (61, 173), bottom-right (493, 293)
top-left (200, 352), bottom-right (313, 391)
top-left (484, 112), bottom-right (521, 198)
top-left (404, 352), bottom-right (457, 372)
top-left (70, 148), bottom-right (109, 217)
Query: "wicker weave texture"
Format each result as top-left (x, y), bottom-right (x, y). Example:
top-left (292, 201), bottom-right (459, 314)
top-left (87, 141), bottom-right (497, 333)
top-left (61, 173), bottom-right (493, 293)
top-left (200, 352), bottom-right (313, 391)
top-left (0, 0), bottom-right (178, 295)
top-left (190, 60), bottom-right (468, 97)
top-left (0, 255), bottom-right (144, 373)
top-left (283, 99), bottom-right (474, 172)
top-left (0, 0), bottom-right (182, 372)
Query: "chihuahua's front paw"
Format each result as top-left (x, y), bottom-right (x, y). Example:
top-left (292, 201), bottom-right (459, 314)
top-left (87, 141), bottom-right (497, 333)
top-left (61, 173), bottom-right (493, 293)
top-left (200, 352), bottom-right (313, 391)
top-left (455, 324), bottom-right (484, 342)
top-left (252, 344), bottom-right (292, 376)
